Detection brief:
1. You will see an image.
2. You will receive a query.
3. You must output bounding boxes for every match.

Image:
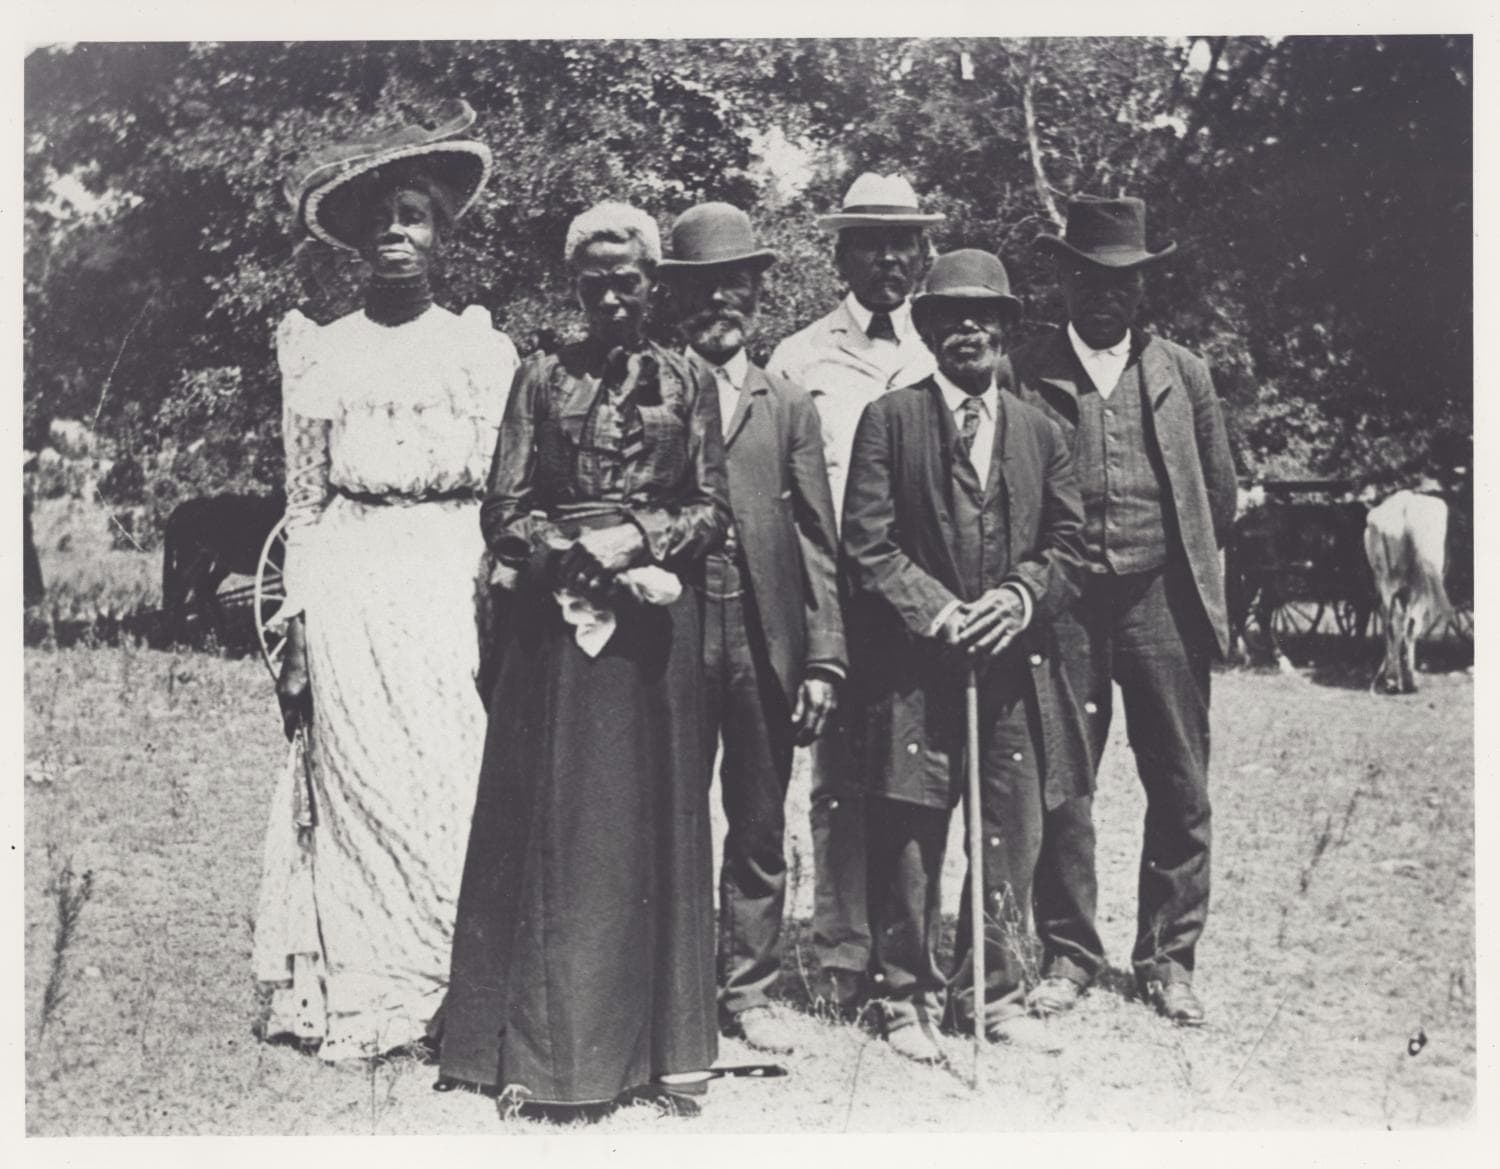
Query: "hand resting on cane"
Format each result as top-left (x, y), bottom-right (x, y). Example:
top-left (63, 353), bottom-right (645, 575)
top-left (955, 586), bottom-right (1030, 658)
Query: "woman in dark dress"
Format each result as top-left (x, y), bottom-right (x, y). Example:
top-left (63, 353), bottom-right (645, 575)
top-left (439, 202), bottom-right (731, 1111)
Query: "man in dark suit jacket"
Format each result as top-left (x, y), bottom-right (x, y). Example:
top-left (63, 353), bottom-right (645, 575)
top-left (842, 249), bottom-right (1087, 1063)
top-left (661, 203), bottom-right (848, 1055)
top-left (1008, 196), bottom-right (1237, 1027)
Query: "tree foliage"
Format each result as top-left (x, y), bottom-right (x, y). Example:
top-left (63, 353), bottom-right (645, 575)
top-left (24, 36), bottom-right (1472, 495)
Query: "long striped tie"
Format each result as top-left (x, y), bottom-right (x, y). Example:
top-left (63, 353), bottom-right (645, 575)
top-left (958, 396), bottom-right (982, 463)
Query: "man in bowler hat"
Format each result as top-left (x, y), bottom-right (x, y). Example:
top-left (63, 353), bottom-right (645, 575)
top-left (660, 203), bottom-right (847, 1054)
top-left (1008, 196), bottom-right (1237, 1026)
top-left (768, 173), bottom-right (943, 1010)
top-left (842, 249), bottom-right (1086, 1062)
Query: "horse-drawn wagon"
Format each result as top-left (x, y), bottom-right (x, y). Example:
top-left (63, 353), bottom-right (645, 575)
top-left (1225, 476), bottom-right (1472, 668)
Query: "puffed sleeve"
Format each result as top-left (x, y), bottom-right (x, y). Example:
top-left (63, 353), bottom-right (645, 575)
top-left (480, 354), bottom-right (569, 571)
top-left (625, 356), bottom-right (731, 567)
top-left (275, 311), bottom-right (333, 624)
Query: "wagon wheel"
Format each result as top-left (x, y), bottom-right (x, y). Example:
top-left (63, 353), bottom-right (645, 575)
top-left (1329, 598), bottom-right (1371, 639)
top-left (254, 515), bottom-right (290, 682)
top-left (1272, 599), bottom-right (1324, 639)
top-left (1449, 604), bottom-right (1474, 644)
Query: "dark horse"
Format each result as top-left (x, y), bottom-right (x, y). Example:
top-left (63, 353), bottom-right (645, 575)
top-left (162, 491), bottom-right (285, 645)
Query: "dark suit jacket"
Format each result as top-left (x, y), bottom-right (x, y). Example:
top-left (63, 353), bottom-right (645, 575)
top-left (713, 358), bottom-right (847, 705)
top-left (1006, 327), bottom-right (1237, 655)
top-left (841, 375), bottom-right (1089, 810)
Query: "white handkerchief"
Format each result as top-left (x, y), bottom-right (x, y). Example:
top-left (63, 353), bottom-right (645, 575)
top-left (554, 566), bottom-right (683, 657)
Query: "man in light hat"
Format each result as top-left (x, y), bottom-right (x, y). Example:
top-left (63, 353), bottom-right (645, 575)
top-left (660, 202), bottom-right (847, 1054)
top-left (1008, 196), bottom-right (1236, 1027)
top-left (767, 173), bottom-right (943, 1010)
top-left (842, 249), bottom-right (1086, 1062)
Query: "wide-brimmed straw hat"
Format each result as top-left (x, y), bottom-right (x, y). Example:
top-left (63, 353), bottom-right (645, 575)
top-left (659, 202), bottom-right (777, 273)
top-left (911, 248), bottom-right (1023, 327)
top-left (1035, 195), bottom-right (1177, 269)
top-left (817, 172), bottom-right (946, 233)
top-left (284, 99), bottom-right (492, 251)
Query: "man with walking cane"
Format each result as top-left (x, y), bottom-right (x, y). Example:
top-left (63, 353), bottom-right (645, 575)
top-left (841, 250), bottom-right (1088, 1064)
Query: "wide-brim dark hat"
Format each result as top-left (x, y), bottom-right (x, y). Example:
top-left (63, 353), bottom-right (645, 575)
top-left (284, 99), bottom-right (493, 251)
top-left (1035, 195), bottom-right (1177, 269)
top-left (911, 248), bottom-right (1023, 324)
top-left (658, 202), bottom-right (777, 273)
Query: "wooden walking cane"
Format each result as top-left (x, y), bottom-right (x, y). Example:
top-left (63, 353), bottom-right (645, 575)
top-left (965, 662), bottom-right (985, 1087)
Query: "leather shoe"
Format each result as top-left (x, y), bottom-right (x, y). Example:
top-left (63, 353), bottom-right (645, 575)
top-left (1143, 980), bottom-right (1206, 1026)
top-left (1025, 975), bottom-right (1084, 1017)
top-left (726, 1005), bottom-right (796, 1055)
top-left (985, 1011), bottom-right (1064, 1053)
top-left (885, 1021), bottom-right (945, 1065)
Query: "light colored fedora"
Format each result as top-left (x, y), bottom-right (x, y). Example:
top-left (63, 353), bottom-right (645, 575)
top-left (285, 99), bottom-right (492, 251)
top-left (816, 172), bottom-right (946, 233)
top-left (658, 202), bottom-right (777, 272)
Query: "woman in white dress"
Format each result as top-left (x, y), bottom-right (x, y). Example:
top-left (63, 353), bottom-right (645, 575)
top-left (252, 102), bottom-right (518, 1060)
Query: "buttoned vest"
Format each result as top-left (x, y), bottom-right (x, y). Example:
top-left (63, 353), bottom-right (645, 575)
top-left (950, 418), bottom-right (1011, 600)
top-left (1074, 356), bottom-right (1170, 573)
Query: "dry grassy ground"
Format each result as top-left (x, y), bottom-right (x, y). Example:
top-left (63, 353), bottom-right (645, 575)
top-left (23, 638), bottom-right (1474, 1135)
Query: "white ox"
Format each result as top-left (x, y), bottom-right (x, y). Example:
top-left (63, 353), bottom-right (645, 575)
top-left (1364, 490), bottom-right (1451, 693)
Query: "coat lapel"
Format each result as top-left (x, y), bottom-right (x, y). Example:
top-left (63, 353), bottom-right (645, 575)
top-left (722, 367), bottom-right (764, 450)
top-left (829, 301), bottom-right (934, 388)
top-left (1033, 329), bottom-right (1085, 419)
top-left (919, 379), bottom-right (965, 589)
top-left (983, 387), bottom-right (1010, 501)
top-left (829, 301), bottom-right (878, 368)
top-left (1137, 333), bottom-right (1177, 409)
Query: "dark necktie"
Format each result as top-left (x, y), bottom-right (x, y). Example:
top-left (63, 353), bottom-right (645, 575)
top-left (866, 311), bottom-right (897, 342)
top-left (958, 396), bottom-right (983, 462)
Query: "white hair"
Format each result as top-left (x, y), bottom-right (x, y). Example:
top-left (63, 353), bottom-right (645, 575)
top-left (564, 201), bottom-right (662, 270)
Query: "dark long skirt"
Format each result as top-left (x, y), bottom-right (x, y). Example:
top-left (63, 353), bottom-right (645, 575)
top-left (439, 570), bottom-right (718, 1105)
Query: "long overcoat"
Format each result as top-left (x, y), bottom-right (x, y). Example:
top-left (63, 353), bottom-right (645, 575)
top-left (841, 375), bottom-right (1090, 811)
top-left (1005, 327), bottom-right (1238, 656)
top-left (712, 359), bottom-right (847, 702)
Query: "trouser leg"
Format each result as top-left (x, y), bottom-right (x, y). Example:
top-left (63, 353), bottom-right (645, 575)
top-left (1032, 581), bottom-right (1111, 985)
top-left (949, 686), bottom-right (1045, 1032)
top-left (1114, 562), bottom-right (1214, 986)
top-left (809, 718), bottom-right (871, 974)
top-left (715, 587), bottom-right (797, 1016)
top-left (865, 796), bottom-right (947, 1030)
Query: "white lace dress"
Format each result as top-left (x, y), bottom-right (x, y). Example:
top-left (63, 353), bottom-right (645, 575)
top-left (252, 304), bottom-right (517, 1060)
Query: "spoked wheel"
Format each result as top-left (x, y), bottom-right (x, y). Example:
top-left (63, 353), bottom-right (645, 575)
top-left (1330, 598), bottom-right (1371, 639)
top-left (1450, 605), bottom-right (1474, 644)
top-left (1272, 599), bottom-right (1324, 640)
top-left (254, 515), bottom-right (290, 682)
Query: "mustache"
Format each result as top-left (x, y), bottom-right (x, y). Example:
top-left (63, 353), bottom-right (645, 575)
top-left (938, 330), bottom-right (995, 353)
top-left (684, 307), bottom-right (749, 332)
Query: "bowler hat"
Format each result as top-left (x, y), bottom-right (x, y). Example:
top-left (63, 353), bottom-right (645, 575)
top-left (659, 202), bottom-right (777, 272)
top-left (817, 172), bottom-right (946, 232)
top-left (911, 249), bottom-right (1023, 326)
top-left (285, 99), bottom-right (493, 251)
top-left (1035, 195), bottom-right (1177, 269)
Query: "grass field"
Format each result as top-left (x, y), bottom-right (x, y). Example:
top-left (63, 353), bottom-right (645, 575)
top-left (22, 639), bottom-right (1475, 1134)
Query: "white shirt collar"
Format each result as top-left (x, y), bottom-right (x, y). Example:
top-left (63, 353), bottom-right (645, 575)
top-left (705, 347), bottom-right (751, 390)
top-left (844, 292), bottom-right (914, 341)
top-left (1067, 321), bottom-right (1132, 361)
top-left (933, 369), bottom-right (998, 418)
